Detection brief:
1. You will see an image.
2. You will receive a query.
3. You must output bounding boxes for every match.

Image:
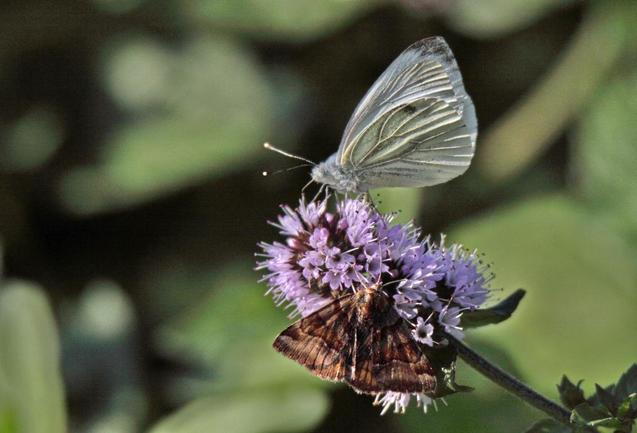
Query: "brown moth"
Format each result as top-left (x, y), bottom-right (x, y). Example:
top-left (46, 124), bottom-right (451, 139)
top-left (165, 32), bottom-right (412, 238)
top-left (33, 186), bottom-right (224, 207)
top-left (273, 284), bottom-right (436, 394)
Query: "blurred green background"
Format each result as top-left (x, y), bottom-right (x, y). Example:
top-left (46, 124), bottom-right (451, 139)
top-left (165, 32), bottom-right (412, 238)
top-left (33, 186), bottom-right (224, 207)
top-left (1, 1), bottom-right (636, 432)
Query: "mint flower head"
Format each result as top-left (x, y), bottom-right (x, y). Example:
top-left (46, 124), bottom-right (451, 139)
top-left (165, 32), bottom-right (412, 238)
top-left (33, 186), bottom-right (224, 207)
top-left (257, 196), bottom-right (492, 413)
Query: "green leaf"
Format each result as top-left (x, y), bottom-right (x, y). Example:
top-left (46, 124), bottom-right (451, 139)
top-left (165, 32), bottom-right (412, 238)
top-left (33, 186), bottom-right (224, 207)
top-left (595, 384), bottom-right (618, 415)
top-left (148, 388), bottom-right (328, 433)
top-left (525, 418), bottom-right (572, 433)
top-left (571, 402), bottom-right (608, 424)
top-left (617, 393), bottom-right (637, 419)
top-left (187, 0), bottom-right (380, 42)
top-left (446, 0), bottom-right (576, 38)
top-left (587, 417), bottom-right (624, 429)
top-left (149, 263), bottom-right (332, 432)
top-left (0, 281), bottom-right (67, 433)
top-left (59, 36), bottom-right (273, 215)
top-left (557, 376), bottom-right (586, 410)
top-left (0, 105), bottom-right (64, 172)
top-left (0, 408), bottom-right (17, 433)
top-left (476, 1), bottom-right (629, 182)
top-left (450, 194), bottom-right (637, 394)
top-left (460, 289), bottom-right (525, 329)
top-left (575, 68), bottom-right (637, 245)
top-left (615, 364), bottom-right (637, 402)
top-left (371, 187), bottom-right (423, 225)
top-left (155, 265), bottom-right (332, 393)
top-left (157, 269), bottom-right (288, 365)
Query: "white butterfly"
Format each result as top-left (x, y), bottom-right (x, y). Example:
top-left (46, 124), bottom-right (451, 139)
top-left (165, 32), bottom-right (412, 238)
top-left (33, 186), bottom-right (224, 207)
top-left (266, 36), bottom-right (477, 194)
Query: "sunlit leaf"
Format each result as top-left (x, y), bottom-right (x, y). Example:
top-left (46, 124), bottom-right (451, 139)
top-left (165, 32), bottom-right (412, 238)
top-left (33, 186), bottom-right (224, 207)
top-left (155, 265), bottom-right (331, 392)
top-left (156, 267), bottom-right (287, 363)
top-left (0, 105), bottom-right (64, 172)
top-left (449, 194), bottom-right (637, 394)
top-left (575, 69), bottom-right (637, 245)
top-left (60, 36), bottom-right (273, 215)
top-left (187, 0), bottom-right (380, 41)
top-left (149, 388), bottom-right (328, 433)
top-left (371, 187), bottom-right (423, 225)
top-left (102, 36), bottom-right (173, 112)
top-left (0, 408), bottom-right (17, 433)
top-left (446, 0), bottom-right (575, 38)
top-left (0, 282), bottom-right (67, 433)
top-left (477, 1), bottom-right (630, 181)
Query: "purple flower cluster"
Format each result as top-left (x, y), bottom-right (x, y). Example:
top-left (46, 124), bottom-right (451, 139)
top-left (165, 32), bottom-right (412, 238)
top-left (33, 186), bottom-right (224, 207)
top-left (257, 196), bottom-right (492, 413)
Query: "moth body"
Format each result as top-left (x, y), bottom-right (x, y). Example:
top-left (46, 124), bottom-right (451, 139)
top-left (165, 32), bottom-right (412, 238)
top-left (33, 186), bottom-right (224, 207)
top-left (352, 285), bottom-right (395, 328)
top-left (273, 282), bottom-right (436, 395)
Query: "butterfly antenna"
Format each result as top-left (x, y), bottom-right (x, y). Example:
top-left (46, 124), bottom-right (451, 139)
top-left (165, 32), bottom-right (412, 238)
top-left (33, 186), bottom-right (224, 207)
top-left (263, 142), bottom-right (316, 165)
top-left (301, 178), bottom-right (315, 193)
top-left (262, 163), bottom-right (313, 177)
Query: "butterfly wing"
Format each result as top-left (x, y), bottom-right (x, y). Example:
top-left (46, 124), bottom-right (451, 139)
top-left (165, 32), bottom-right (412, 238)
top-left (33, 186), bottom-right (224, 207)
top-left (336, 36), bottom-right (476, 188)
top-left (273, 294), bottom-right (355, 382)
top-left (346, 310), bottom-right (436, 394)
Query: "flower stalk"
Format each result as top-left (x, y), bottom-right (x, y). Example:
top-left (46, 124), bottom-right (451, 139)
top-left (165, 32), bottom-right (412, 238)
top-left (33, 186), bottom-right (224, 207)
top-left (447, 334), bottom-right (572, 426)
top-left (259, 196), bottom-right (562, 416)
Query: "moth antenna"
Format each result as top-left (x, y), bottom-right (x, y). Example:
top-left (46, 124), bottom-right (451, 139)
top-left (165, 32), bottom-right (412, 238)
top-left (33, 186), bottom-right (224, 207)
top-left (263, 163), bottom-right (313, 177)
top-left (263, 142), bottom-right (316, 165)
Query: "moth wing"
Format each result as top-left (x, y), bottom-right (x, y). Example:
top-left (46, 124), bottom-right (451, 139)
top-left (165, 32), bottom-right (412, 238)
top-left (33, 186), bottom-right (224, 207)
top-left (372, 321), bottom-right (436, 393)
top-left (347, 313), bottom-right (436, 394)
top-left (273, 294), bottom-right (355, 382)
top-left (337, 36), bottom-right (476, 187)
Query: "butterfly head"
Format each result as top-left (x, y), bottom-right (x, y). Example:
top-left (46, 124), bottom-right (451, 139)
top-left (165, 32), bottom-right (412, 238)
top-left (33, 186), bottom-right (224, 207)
top-left (311, 154), bottom-right (363, 193)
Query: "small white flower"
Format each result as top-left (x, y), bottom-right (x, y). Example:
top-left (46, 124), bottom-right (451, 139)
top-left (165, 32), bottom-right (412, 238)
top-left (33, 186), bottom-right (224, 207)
top-left (412, 316), bottom-right (435, 346)
top-left (374, 392), bottom-right (411, 415)
top-left (374, 392), bottom-right (434, 415)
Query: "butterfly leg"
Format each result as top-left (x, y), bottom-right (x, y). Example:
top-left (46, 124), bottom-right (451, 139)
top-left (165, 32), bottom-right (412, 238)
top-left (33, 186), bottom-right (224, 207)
top-left (363, 191), bottom-right (381, 213)
top-left (310, 184), bottom-right (326, 203)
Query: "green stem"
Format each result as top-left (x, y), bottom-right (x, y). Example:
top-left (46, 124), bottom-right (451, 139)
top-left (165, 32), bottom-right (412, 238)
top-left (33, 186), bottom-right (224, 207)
top-left (448, 335), bottom-right (572, 426)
